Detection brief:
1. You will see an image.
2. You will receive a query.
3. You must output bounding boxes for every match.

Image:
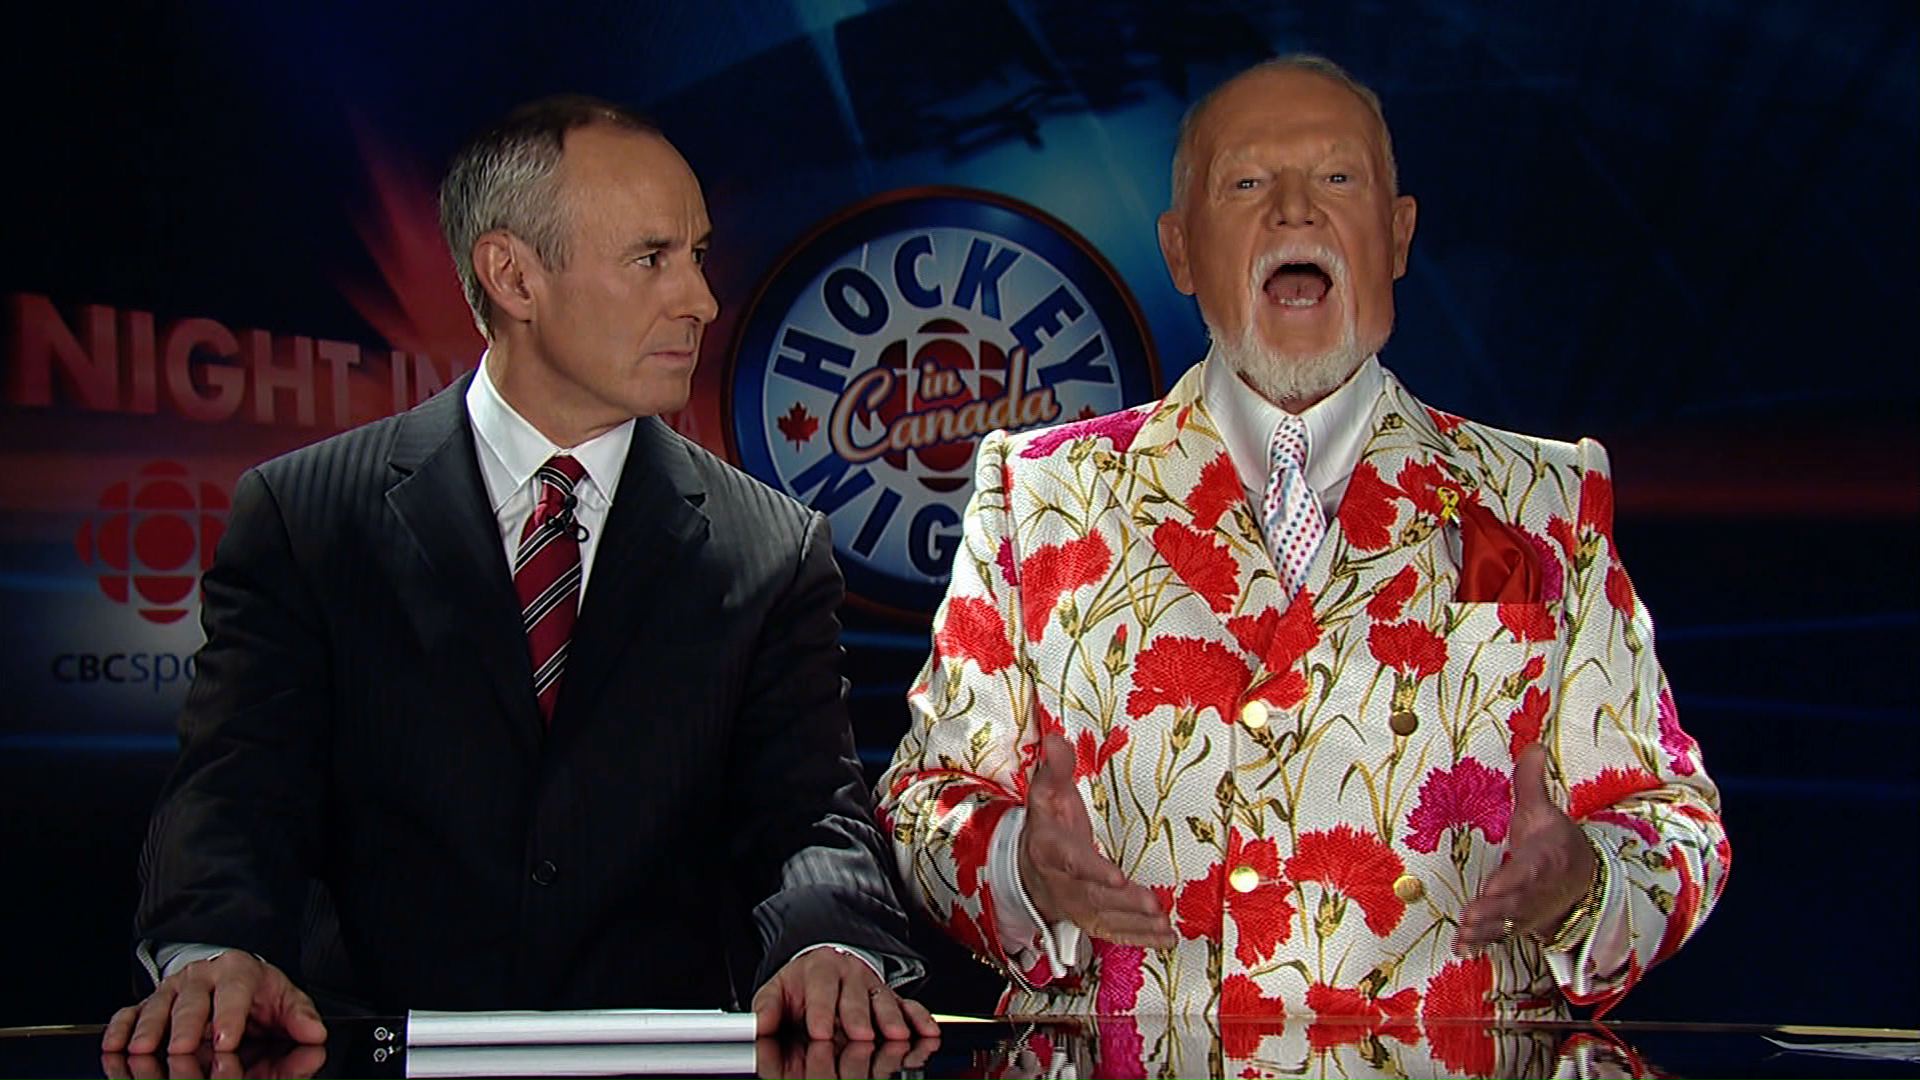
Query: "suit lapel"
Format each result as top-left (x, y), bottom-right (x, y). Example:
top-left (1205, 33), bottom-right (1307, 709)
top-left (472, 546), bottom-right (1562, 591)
top-left (382, 373), bottom-right (545, 753)
top-left (1097, 365), bottom-right (1281, 669)
top-left (553, 416), bottom-right (711, 733)
top-left (1303, 371), bottom-right (1481, 625)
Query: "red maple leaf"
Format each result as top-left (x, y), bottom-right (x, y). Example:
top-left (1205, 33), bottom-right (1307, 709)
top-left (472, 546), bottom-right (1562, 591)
top-left (776, 402), bottom-right (819, 448)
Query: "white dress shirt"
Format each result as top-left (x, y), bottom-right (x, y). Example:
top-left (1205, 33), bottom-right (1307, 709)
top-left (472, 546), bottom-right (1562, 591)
top-left (985, 351), bottom-right (1629, 994)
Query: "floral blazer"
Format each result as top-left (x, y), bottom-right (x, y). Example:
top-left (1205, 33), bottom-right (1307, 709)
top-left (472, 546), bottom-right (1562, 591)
top-left (877, 361), bottom-right (1727, 1020)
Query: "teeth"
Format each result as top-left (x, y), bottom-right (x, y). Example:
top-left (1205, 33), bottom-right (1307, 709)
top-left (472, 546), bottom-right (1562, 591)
top-left (1277, 297), bottom-right (1319, 308)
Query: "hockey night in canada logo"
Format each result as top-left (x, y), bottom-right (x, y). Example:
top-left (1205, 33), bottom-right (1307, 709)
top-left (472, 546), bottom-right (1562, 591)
top-left (729, 188), bottom-right (1157, 616)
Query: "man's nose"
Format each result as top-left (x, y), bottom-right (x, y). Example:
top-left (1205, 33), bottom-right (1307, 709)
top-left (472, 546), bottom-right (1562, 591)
top-left (1267, 171), bottom-right (1318, 228)
top-left (677, 261), bottom-right (720, 325)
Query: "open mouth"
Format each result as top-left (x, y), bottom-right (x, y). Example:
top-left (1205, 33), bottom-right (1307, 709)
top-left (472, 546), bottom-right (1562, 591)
top-left (1263, 261), bottom-right (1333, 308)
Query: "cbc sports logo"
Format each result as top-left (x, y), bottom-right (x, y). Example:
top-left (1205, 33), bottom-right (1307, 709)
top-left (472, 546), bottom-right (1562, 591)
top-left (729, 188), bottom-right (1158, 616)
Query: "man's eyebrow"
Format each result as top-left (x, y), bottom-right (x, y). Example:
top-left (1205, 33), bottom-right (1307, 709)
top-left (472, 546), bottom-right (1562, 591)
top-left (622, 230), bottom-right (712, 257)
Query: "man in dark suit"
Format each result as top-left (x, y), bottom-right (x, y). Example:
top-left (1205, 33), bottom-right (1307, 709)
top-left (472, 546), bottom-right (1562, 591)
top-left (102, 95), bottom-right (935, 1057)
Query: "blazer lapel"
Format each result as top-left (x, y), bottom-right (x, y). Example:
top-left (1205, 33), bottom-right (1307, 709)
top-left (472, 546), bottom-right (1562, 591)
top-left (1303, 370), bottom-right (1482, 625)
top-left (382, 373), bottom-right (545, 753)
top-left (1097, 365), bottom-right (1281, 668)
top-left (553, 416), bottom-right (711, 732)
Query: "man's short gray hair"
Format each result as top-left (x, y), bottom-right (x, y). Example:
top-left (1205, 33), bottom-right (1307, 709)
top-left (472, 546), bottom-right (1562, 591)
top-left (439, 94), bottom-right (659, 337)
top-left (1169, 54), bottom-right (1398, 209)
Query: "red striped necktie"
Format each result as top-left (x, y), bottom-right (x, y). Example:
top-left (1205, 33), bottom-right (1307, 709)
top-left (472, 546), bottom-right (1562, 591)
top-left (513, 455), bottom-right (586, 726)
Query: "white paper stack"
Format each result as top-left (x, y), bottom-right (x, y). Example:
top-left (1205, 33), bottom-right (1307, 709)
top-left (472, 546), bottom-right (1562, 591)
top-left (404, 1009), bottom-right (757, 1077)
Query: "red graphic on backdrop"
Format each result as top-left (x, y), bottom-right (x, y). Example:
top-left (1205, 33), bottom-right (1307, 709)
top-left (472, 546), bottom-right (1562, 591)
top-left (74, 462), bottom-right (229, 625)
top-left (855, 318), bottom-right (1015, 495)
top-left (776, 402), bottom-right (819, 448)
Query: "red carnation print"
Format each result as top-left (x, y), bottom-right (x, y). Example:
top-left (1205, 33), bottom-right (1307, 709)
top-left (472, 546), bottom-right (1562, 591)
top-left (1174, 830), bottom-right (1295, 965)
top-left (1605, 562), bottom-right (1636, 618)
top-left (775, 402), bottom-right (818, 448)
top-left (1579, 470), bottom-right (1614, 542)
top-left (1396, 459), bottom-right (1451, 519)
top-left (1498, 601), bottom-right (1557, 642)
top-left (1368, 619), bottom-right (1447, 678)
top-left (1126, 636), bottom-right (1252, 723)
top-left (1426, 406), bottom-right (1465, 435)
top-left (1522, 528), bottom-right (1566, 601)
top-left (1424, 955), bottom-right (1496, 1075)
top-left (1093, 1016), bottom-right (1145, 1079)
top-left (1305, 983), bottom-right (1421, 1050)
top-left (936, 597), bottom-right (1015, 674)
top-left (1367, 564), bottom-right (1419, 621)
top-left (1092, 940), bottom-right (1145, 1013)
top-left (1153, 520), bottom-right (1240, 613)
top-left (1287, 824), bottom-right (1408, 936)
top-left (1546, 515), bottom-right (1578, 562)
top-left (995, 538), bottom-right (1018, 586)
top-left (1222, 608), bottom-right (1310, 708)
top-left (1018, 405), bottom-right (1150, 459)
top-left (1569, 766), bottom-right (1664, 819)
top-left (1073, 726), bottom-right (1130, 780)
top-left (950, 797), bottom-right (1014, 896)
top-left (1405, 758), bottom-right (1513, 854)
top-left (1516, 654), bottom-right (1546, 684)
top-left (1020, 533), bottom-right (1111, 642)
top-left (1656, 686), bottom-right (1699, 776)
top-left (1506, 685), bottom-right (1550, 759)
top-left (1337, 461), bottom-right (1401, 552)
top-left (1190, 453), bottom-right (1244, 531)
top-left (1653, 847), bottom-right (1701, 965)
top-left (1220, 975), bottom-right (1288, 1058)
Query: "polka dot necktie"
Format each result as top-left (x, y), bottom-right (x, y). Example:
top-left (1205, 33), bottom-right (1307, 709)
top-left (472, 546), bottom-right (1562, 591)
top-left (513, 455), bottom-right (586, 726)
top-left (1262, 414), bottom-right (1324, 598)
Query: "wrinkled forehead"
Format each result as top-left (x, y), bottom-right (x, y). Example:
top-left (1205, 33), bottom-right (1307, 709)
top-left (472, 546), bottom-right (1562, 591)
top-left (1190, 68), bottom-right (1388, 163)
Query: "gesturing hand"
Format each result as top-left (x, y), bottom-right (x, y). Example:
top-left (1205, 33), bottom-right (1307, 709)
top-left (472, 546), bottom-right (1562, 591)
top-left (1456, 744), bottom-right (1598, 953)
top-left (1019, 735), bottom-right (1176, 947)
top-left (102, 951), bottom-right (326, 1056)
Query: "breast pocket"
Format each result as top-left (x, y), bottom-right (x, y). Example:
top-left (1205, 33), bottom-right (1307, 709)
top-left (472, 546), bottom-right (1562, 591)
top-left (1438, 601), bottom-right (1564, 759)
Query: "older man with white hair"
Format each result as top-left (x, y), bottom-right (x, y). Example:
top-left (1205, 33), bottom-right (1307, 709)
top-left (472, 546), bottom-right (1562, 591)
top-left (879, 54), bottom-right (1726, 1034)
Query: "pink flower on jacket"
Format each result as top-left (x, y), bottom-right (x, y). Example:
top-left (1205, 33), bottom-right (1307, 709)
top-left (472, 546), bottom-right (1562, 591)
top-left (935, 597), bottom-right (1015, 674)
top-left (1093, 1017), bottom-right (1146, 1079)
top-left (1521, 528), bottom-right (1565, 601)
top-left (1189, 453), bottom-right (1243, 531)
top-left (994, 538), bottom-right (1018, 587)
top-left (1126, 635), bottom-right (1252, 723)
top-left (1286, 824), bottom-right (1408, 936)
top-left (1017, 406), bottom-right (1149, 459)
top-left (1019, 533), bottom-right (1110, 642)
top-left (1656, 686), bottom-right (1699, 776)
top-left (1367, 619), bottom-right (1447, 678)
top-left (1092, 940), bottom-right (1145, 1013)
top-left (1405, 758), bottom-right (1513, 854)
top-left (1153, 520), bottom-right (1240, 613)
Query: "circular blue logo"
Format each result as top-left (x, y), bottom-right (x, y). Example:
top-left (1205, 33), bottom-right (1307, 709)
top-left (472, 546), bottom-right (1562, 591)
top-left (728, 187), bottom-right (1159, 617)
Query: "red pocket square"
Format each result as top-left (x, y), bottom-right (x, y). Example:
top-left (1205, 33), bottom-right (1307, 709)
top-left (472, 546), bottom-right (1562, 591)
top-left (1455, 498), bottom-right (1542, 603)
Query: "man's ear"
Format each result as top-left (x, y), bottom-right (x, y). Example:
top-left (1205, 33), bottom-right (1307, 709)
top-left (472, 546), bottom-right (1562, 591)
top-left (1157, 210), bottom-right (1196, 296)
top-left (473, 230), bottom-right (539, 325)
top-left (1390, 194), bottom-right (1418, 280)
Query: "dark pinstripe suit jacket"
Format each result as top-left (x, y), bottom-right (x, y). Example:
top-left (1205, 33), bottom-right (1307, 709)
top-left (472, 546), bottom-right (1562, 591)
top-left (135, 373), bottom-right (919, 1011)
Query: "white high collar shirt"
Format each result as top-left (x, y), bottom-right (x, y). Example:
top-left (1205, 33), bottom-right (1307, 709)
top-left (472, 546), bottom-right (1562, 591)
top-left (465, 354), bottom-right (635, 597)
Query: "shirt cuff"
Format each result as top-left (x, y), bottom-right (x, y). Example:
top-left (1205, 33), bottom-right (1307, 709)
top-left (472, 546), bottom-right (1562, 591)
top-left (986, 806), bottom-right (1083, 981)
top-left (1543, 827), bottom-right (1630, 996)
top-left (144, 942), bottom-right (235, 985)
top-left (792, 943), bottom-right (890, 987)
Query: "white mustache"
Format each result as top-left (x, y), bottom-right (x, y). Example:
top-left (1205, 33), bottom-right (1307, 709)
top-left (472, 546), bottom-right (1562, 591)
top-left (1249, 242), bottom-right (1348, 298)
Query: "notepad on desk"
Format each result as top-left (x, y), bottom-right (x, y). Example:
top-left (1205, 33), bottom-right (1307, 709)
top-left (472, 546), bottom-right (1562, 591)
top-left (405, 1041), bottom-right (756, 1078)
top-left (406, 1008), bottom-right (758, 1046)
